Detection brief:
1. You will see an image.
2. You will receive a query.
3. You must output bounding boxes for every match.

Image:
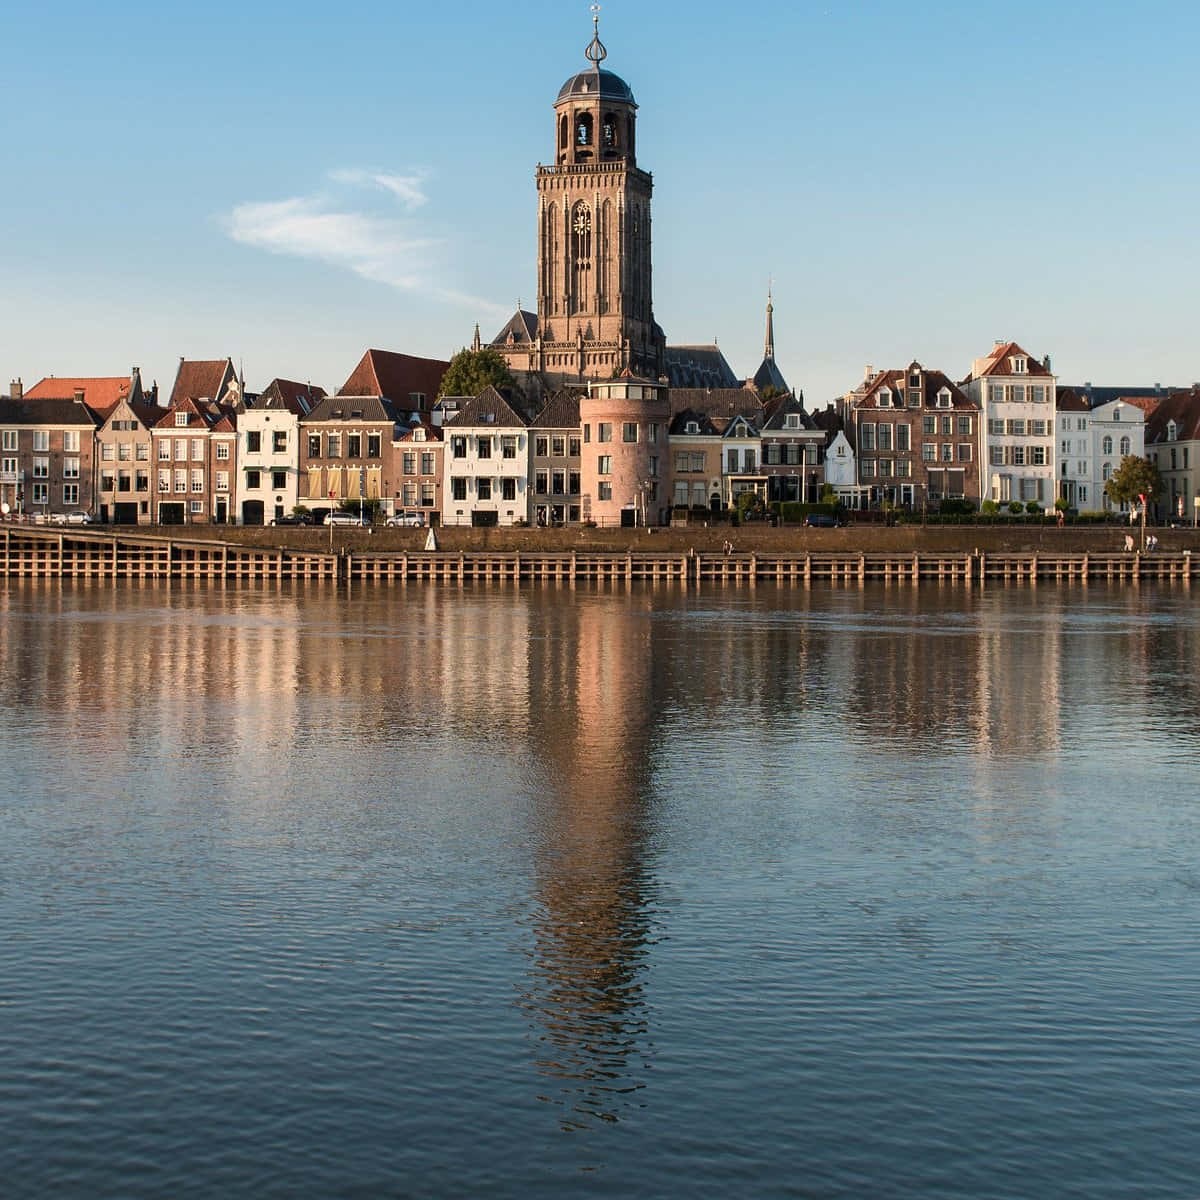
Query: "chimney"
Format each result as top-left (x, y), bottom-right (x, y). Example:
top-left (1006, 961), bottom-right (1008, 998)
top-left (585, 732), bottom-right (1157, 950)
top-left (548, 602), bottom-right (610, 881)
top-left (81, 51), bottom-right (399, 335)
top-left (1043, 354), bottom-right (1052, 372)
top-left (9, 378), bottom-right (22, 399)
top-left (863, 364), bottom-right (874, 382)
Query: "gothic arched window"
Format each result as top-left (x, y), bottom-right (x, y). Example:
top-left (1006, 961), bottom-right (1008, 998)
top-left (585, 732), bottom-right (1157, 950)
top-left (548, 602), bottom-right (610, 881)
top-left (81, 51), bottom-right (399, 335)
top-left (559, 116), bottom-right (569, 151)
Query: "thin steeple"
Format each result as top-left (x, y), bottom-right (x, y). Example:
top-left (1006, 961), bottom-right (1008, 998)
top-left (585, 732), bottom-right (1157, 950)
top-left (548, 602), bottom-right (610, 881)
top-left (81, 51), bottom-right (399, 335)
top-left (764, 283), bottom-right (776, 361)
top-left (585, 4), bottom-right (607, 68)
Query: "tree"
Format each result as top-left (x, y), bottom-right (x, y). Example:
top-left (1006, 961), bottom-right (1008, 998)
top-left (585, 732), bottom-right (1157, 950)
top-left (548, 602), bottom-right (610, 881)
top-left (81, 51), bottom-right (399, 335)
top-left (438, 348), bottom-right (514, 398)
top-left (1105, 455), bottom-right (1161, 508)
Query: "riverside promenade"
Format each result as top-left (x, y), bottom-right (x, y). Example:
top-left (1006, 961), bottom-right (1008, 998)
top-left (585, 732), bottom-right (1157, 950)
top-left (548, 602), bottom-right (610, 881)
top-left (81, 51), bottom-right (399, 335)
top-left (3, 524), bottom-right (1197, 586)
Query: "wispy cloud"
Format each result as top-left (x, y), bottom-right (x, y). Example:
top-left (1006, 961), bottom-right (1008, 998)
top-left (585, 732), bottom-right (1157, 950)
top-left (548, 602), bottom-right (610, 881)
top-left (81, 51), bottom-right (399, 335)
top-left (226, 169), bottom-right (504, 315)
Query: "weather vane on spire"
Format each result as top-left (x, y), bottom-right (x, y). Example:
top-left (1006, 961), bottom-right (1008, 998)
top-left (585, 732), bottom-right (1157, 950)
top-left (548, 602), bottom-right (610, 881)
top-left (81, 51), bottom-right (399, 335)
top-left (586, 3), bottom-right (607, 68)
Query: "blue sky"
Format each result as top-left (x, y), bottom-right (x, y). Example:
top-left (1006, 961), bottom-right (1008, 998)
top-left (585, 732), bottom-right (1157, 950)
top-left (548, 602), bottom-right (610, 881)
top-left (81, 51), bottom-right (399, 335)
top-left (3, 0), bottom-right (1197, 403)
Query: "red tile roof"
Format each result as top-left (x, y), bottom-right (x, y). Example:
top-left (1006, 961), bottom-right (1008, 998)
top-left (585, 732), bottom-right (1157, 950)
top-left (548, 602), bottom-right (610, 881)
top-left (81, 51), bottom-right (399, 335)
top-left (24, 376), bottom-right (131, 415)
top-left (338, 349), bottom-right (449, 405)
top-left (169, 359), bottom-right (236, 407)
top-left (967, 341), bottom-right (1053, 379)
top-left (1145, 386), bottom-right (1200, 445)
top-left (858, 365), bottom-right (976, 410)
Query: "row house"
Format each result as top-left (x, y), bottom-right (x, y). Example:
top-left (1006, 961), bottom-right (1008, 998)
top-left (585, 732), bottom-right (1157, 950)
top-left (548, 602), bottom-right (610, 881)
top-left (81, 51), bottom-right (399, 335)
top-left (668, 410), bottom-right (723, 512)
top-left (530, 390), bottom-right (582, 526)
top-left (963, 341), bottom-right (1056, 506)
top-left (338, 348), bottom-right (449, 421)
top-left (300, 395), bottom-right (396, 512)
top-left (713, 412), bottom-right (765, 507)
top-left (1146, 386), bottom-right (1200, 523)
top-left (443, 387), bottom-right (530, 527)
top-left (852, 363), bottom-right (982, 507)
top-left (393, 420), bottom-right (443, 521)
top-left (239, 379), bottom-right (326, 524)
top-left (1056, 389), bottom-right (1148, 513)
top-left (761, 394), bottom-right (826, 503)
top-left (150, 396), bottom-right (238, 524)
top-left (0, 383), bottom-right (97, 517)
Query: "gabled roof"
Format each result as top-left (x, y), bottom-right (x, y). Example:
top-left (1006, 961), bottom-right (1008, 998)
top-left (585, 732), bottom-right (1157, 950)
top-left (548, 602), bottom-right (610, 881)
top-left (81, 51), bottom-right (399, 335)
top-left (751, 355), bottom-right (789, 396)
top-left (715, 413), bottom-right (760, 438)
top-left (858, 364), bottom-right (976, 410)
top-left (24, 375), bottom-right (134, 416)
top-left (664, 344), bottom-right (739, 389)
top-left (304, 395), bottom-right (398, 423)
top-left (395, 418), bottom-right (443, 443)
top-left (1056, 388), bottom-right (1090, 413)
top-left (965, 341), bottom-right (1053, 380)
top-left (669, 409), bottom-right (719, 436)
top-left (668, 385), bottom-right (762, 418)
top-left (811, 404), bottom-right (845, 435)
top-left (169, 358), bottom-right (237, 407)
top-left (258, 378), bottom-right (327, 416)
top-left (1145, 386), bottom-right (1200, 445)
top-left (0, 396), bottom-right (98, 427)
top-left (152, 395), bottom-right (238, 432)
top-left (445, 385), bottom-right (528, 428)
top-left (490, 310), bottom-right (539, 346)
top-left (337, 349), bottom-right (449, 402)
top-left (96, 399), bottom-right (164, 431)
top-left (531, 388), bottom-right (582, 429)
top-left (761, 393), bottom-right (818, 432)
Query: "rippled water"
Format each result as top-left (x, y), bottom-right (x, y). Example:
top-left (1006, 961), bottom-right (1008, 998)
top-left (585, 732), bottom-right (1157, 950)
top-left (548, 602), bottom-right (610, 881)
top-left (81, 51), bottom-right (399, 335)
top-left (2, 580), bottom-right (1198, 1197)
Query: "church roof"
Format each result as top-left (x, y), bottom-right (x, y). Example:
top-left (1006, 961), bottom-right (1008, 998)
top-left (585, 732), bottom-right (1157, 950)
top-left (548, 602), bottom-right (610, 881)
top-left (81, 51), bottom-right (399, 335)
top-left (491, 309), bottom-right (539, 347)
top-left (557, 69), bottom-right (635, 105)
top-left (751, 356), bottom-right (789, 395)
top-left (664, 344), bottom-right (739, 389)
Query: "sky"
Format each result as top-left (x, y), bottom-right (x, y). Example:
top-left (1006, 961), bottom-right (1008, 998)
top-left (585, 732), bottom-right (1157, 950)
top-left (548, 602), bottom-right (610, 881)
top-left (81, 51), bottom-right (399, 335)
top-left (3, 0), bottom-right (1198, 405)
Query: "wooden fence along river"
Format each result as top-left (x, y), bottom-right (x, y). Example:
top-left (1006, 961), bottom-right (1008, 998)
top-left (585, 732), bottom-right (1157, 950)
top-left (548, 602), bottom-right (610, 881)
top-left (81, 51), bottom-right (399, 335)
top-left (2, 527), bottom-right (1197, 586)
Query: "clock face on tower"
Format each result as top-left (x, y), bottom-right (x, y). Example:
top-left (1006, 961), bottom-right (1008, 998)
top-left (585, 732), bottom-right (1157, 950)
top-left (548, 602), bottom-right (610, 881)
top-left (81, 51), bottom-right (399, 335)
top-left (573, 208), bottom-right (591, 235)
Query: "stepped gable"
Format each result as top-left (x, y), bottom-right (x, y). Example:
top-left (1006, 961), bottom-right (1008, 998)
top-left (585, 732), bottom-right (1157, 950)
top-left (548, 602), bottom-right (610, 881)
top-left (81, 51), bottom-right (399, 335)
top-left (338, 349), bottom-right (449, 404)
top-left (664, 345), bottom-right (739, 389)
top-left (445, 385), bottom-right (528, 428)
top-left (531, 388), bottom-right (582, 429)
top-left (1145, 385), bottom-right (1200, 444)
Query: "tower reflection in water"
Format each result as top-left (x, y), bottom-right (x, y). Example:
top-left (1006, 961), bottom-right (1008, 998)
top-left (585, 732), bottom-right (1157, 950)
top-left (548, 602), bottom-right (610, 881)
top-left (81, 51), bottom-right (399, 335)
top-left (517, 588), bottom-right (662, 1130)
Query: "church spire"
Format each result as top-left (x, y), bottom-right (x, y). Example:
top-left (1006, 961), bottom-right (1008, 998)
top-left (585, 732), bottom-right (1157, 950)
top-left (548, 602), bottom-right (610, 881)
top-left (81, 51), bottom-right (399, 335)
top-left (585, 4), bottom-right (607, 68)
top-left (764, 283), bottom-right (775, 361)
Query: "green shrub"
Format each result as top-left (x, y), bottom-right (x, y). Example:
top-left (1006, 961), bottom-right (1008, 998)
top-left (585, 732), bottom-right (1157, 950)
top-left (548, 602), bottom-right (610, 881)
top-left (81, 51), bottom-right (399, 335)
top-left (981, 500), bottom-right (999, 515)
top-left (1007, 501), bottom-right (1025, 515)
top-left (1025, 501), bottom-right (1043, 515)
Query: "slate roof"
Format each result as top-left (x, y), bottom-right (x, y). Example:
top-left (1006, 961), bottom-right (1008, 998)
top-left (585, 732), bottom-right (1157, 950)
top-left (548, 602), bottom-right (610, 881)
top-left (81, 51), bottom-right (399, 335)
top-left (24, 376), bottom-right (133, 415)
top-left (1058, 384), bottom-right (1174, 411)
top-left (169, 359), bottom-right (236, 407)
top-left (713, 413), bottom-right (761, 437)
top-left (0, 397), bottom-right (98, 426)
top-left (858, 364), bottom-right (976, 410)
top-left (669, 409), bottom-right (720, 437)
top-left (664, 344), bottom-right (739, 389)
top-left (258, 378), bottom-right (327, 416)
top-left (304, 395), bottom-right (399, 423)
top-left (1056, 388), bottom-right (1091, 413)
top-left (668, 386), bottom-right (762, 419)
top-left (964, 341), bottom-right (1053, 380)
top-left (337, 349), bottom-right (449, 402)
top-left (490, 310), bottom-right (539, 346)
top-left (1145, 386), bottom-right (1200, 445)
top-left (444, 386), bottom-right (528, 429)
top-left (751, 355), bottom-right (789, 396)
top-left (761, 394), bottom-right (819, 432)
top-left (557, 69), bottom-right (635, 105)
top-left (530, 389), bottom-right (582, 429)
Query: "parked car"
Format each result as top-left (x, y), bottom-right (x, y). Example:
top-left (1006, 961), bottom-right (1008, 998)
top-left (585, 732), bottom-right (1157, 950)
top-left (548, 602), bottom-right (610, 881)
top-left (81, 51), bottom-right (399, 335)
top-left (804, 513), bottom-right (842, 528)
top-left (49, 511), bottom-right (93, 526)
top-left (386, 512), bottom-right (425, 528)
top-left (271, 512), bottom-right (313, 526)
top-left (324, 510), bottom-right (368, 527)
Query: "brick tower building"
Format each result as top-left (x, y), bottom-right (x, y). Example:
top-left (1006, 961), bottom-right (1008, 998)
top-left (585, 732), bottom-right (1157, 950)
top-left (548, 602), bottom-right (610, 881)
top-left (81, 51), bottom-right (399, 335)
top-left (490, 10), bottom-right (666, 385)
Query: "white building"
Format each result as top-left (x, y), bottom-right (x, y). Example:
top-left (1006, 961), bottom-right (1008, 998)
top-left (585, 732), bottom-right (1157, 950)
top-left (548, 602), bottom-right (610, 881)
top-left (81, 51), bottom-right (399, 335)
top-left (442, 386), bottom-right (530, 527)
top-left (964, 341), bottom-right (1056, 507)
top-left (1058, 389), bottom-right (1152, 513)
top-left (823, 430), bottom-right (860, 506)
top-left (237, 379), bottom-right (324, 524)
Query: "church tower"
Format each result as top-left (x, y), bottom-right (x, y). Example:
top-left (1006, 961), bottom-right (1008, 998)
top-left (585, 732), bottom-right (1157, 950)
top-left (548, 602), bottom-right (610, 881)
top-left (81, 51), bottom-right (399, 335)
top-left (494, 10), bottom-right (665, 383)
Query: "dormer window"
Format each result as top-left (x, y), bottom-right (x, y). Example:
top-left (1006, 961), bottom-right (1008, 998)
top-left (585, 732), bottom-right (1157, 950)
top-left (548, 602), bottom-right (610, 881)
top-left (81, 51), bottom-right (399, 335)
top-left (1012, 357), bottom-right (1027, 374)
top-left (909, 372), bottom-right (921, 389)
top-left (1113, 407), bottom-right (1121, 421)
top-left (1167, 420), bottom-right (1178, 442)
top-left (936, 389), bottom-right (953, 409)
top-left (686, 421), bottom-right (699, 434)
top-left (877, 388), bottom-right (892, 408)
top-left (174, 412), bottom-right (188, 427)
top-left (784, 413), bottom-right (800, 429)
top-left (413, 428), bottom-right (426, 442)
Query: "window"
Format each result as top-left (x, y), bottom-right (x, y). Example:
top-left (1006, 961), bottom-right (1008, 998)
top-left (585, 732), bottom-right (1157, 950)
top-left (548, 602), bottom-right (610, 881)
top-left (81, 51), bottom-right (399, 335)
top-left (33, 457), bottom-right (48, 479)
top-left (308, 434), bottom-right (321, 458)
top-left (1030, 420), bottom-right (1047, 437)
top-left (785, 413), bottom-right (801, 429)
top-left (502, 436), bottom-right (518, 459)
top-left (551, 435), bottom-right (566, 456)
top-left (403, 452), bottom-right (416, 475)
top-left (272, 471), bottom-right (287, 490)
top-left (958, 444), bottom-right (972, 462)
top-left (502, 478), bottom-right (517, 501)
top-left (877, 425), bottom-right (892, 452)
top-left (988, 385), bottom-right (1004, 405)
top-left (552, 470), bottom-right (566, 496)
top-left (896, 425), bottom-right (910, 452)
top-left (1, 431), bottom-right (16, 451)
top-left (476, 437), bottom-right (492, 459)
top-left (649, 455), bottom-right (659, 478)
top-left (877, 388), bottom-right (892, 408)
top-left (1011, 446), bottom-right (1025, 466)
top-left (1102, 436), bottom-right (1113, 454)
top-left (190, 500), bottom-right (204, 515)
top-left (598, 455), bottom-right (612, 475)
top-left (175, 470), bottom-right (187, 493)
top-left (1008, 419), bottom-right (1026, 437)
top-left (1080, 486), bottom-right (1088, 502)
top-left (247, 430), bottom-right (262, 453)
top-left (158, 470), bottom-right (170, 493)
top-left (622, 423), bottom-right (637, 443)
top-left (176, 439), bottom-right (189, 460)
top-left (101, 443), bottom-right (115, 462)
top-left (988, 418), bottom-right (1004, 437)
top-left (1012, 357), bottom-right (1027, 374)
top-left (535, 470), bottom-right (548, 495)
top-left (685, 421), bottom-right (699, 435)
top-left (878, 459), bottom-right (893, 477)
top-left (895, 460), bottom-right (910, 478)
top-left (674, 451), bottom-right (690, 472)
top-left (62, 430), bottom-right (80, 453)
top-left (216, 471), bottom-right (229, 492)
top-left (861, 458), bottom-right (876, 478)
top-left (1118, 436), bottom-right (1130, 456)
top-left (63, 483), bottom-right (78, 505)
top-left (860, 423), bottom-right (875, 451)
top-left (192, 440), bottom-right (204, 461)
top-left (569, 470), bottom-right (580, 494)
top-left (420, 452), bottom-right (435, 476)
top-left (598, 423), bottom-right (612, 443)
top-left (989, 446), bottom-right (1004, 466)
top-left (726, 449), bottom-right (739, 473)
top-left (136, 471), bottom-right (148, 493)
top-left (31, 482), bottom-right (47, 505)
top-left (342, 433), bottom-right (358, 458)
top-left (1167, 420), bottom-right (1178, 442)
top-left (923, 415), bottom-right (936, 435)
top-left (583, 425), bottom-right (590, 444)
top-left (477, 477), bottom-right (492, 500)
top-left (216, 442), bottom-right (230, 460)
top-left (273, 431), bottom-right (288, 454)
top-left (598, 482), bottom-right (612, 501)
top-left (246, 469), bottom-right (261, 489)
top-left (936, 389), bottom-right (952, 408)
top-left (569, 436), bottom-right (581, 457)
top-left (421, 483), bottom-right (435, 507)
top-left (451, 436), bottom-right (467, 460)
top-left (942, 444), bottom-right (954, 462)
top-left (191, 470), bottom-right (204, 493)
top-left (535, 436), bottom-right (549, 457)
top-left (648, 424), bottom-right (659, 444)
top-left (174, 412), bottom-right (188, 427)
top-left (1012, 385), bottom-right (1026, 403)
top-left (1030, 446), bottom-right (1046, 465)
top-left (691, 453), bottom-right (705, 472)
top-left (1, 457), bottom-right (16, 476)
top-left (327, 434), bottom-right (341, 458)
top-left (63, 457), bottom-right (80, 479)
top-left (958, 416), bottom-right (972, 436)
